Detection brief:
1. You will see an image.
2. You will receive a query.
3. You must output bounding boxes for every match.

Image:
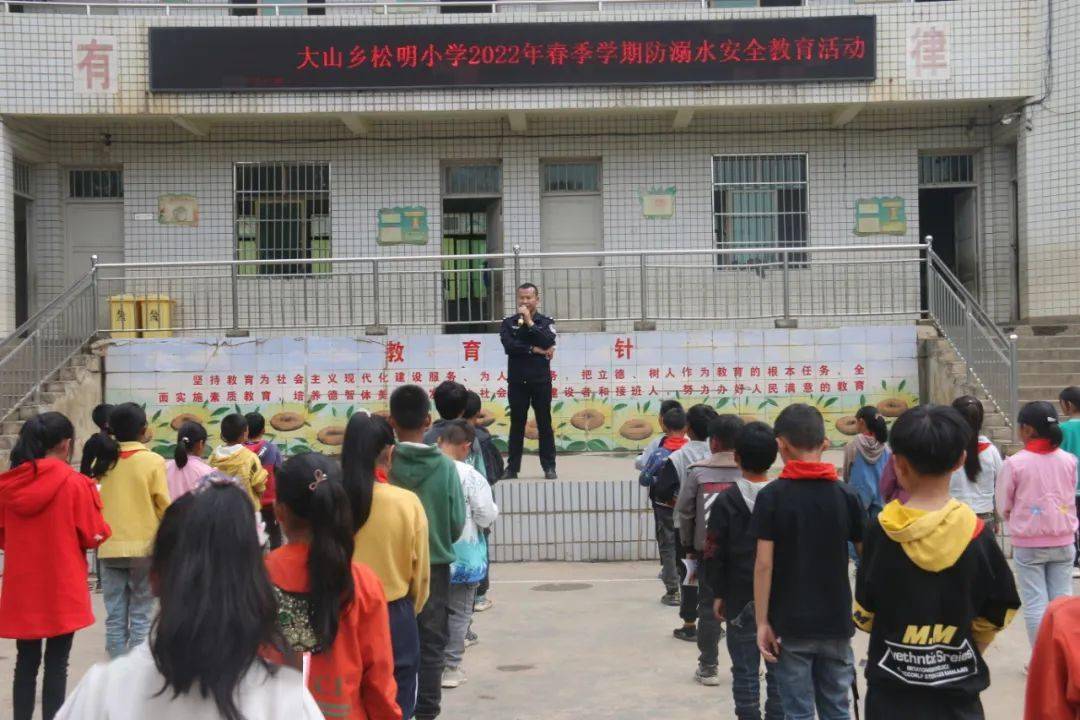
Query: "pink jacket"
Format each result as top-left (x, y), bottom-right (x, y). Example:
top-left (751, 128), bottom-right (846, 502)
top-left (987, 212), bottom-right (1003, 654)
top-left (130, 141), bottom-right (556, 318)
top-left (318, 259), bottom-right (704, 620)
top-left (996, 448), bottom-right (1079, 548)
top-left (164, 456), bottom-right (213, 501)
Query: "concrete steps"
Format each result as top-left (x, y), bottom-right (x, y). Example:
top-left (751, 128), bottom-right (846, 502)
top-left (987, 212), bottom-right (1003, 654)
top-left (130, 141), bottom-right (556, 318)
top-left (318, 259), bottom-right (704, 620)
top-left (1013, 326), bottom-right (1080, 415)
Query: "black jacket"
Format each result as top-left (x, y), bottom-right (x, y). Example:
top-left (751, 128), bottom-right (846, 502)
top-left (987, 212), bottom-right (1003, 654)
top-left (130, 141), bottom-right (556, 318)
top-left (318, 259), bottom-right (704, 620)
top-left (500, 312), bottom-right (556, 383)
top-left (703, 485), bottom-right (758, 614)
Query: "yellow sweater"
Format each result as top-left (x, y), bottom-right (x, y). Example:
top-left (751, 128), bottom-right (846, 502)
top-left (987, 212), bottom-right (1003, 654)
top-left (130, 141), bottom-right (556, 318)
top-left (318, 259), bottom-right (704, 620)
top-left (98, 442), bottom-right (171, 559)
top-left (209, 445), bottom-right (268, 511)
top-left (354, 483), bottom-right (430, 612)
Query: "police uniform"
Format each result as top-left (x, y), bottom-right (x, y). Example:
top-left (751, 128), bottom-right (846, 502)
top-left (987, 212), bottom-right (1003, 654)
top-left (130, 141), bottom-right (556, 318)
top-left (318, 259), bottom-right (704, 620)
top-left (500, 310), bottom-right (556, 476)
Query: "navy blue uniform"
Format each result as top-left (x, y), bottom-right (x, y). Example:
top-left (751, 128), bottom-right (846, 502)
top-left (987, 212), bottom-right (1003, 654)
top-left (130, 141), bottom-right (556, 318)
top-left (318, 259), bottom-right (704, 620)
top-left (500, 312), bottom-right (557, 474)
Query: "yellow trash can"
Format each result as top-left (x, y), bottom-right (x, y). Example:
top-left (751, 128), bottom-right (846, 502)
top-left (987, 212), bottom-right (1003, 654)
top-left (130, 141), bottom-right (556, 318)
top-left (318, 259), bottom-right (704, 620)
top-left (108, 294), bottom-right (139, 338)
top-left (139, 294), bottom-right (175, 338)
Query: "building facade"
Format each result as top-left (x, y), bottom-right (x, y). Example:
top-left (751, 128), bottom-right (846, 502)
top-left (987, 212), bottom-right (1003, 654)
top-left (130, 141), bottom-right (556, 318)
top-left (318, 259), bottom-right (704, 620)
top-left (0, 0), bottom-right (1073, 337)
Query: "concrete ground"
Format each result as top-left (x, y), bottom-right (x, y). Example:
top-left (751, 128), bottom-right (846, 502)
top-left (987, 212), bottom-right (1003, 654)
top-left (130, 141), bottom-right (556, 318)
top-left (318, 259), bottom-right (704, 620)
top-left (0, 560), bottom-right (1036, 719)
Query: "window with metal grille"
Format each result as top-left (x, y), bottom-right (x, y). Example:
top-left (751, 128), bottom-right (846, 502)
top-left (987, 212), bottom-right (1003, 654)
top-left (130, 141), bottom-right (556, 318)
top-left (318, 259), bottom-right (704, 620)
top-left (542, 162), bottom-right (600, 194)
top-left (234, 163), bottom-right (331, 275)
top-left (14, 159), bottom-right (31, 198)
top-left (918, 154), bottom-right (975, 186)
top-left (442, 164), bottom-right (501, 196)
top-left (68, 169), bottom-right (123, 199)
top-left (713, 154), bottom-right (808, 267)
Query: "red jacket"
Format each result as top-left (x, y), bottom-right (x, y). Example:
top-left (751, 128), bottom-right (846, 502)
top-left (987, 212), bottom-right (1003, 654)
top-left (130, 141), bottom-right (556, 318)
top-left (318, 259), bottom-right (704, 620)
top-left (0, 458), bottom-right (111, 639)
top-left (265, 544), bottom-right (401, 720)
top-left (1026, 596), bottom-right (1080, 719)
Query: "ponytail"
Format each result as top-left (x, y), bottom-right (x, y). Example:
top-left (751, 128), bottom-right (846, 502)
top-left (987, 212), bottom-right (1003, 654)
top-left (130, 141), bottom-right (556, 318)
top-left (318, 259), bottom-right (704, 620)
top-left (951, 395), bottom-right (985, 482)
top-left (276, 453), bottom-right (355, 651)
top-left (1019, 401), bottom-right (1064, 448)
top-left (341, 413), bottom-right (395, 533)
top-left (174, 421), bottom-right (208, 470)
top-left (10, 412), bottom-right (74, 469)
top-left (856, 406), bottom-right (888, 444)
top-left (93, 402), bottom-right (148, 479)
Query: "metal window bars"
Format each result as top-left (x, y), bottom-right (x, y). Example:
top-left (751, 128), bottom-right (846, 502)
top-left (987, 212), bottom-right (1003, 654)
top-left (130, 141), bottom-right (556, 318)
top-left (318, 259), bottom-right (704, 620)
top-left (0, 242), bottom-right (1018, 433)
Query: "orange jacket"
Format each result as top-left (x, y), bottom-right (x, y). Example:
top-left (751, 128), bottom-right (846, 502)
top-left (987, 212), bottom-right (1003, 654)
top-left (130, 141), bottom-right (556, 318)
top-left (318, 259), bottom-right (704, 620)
top-left (1026, 596), bottom-right (1080, 720)
top-left (265, 544), bottom-right (401, 720)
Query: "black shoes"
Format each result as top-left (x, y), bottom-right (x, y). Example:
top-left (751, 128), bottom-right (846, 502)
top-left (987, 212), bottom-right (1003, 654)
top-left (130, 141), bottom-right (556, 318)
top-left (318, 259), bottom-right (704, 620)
top-left (544, 469), bottom-right (558, 480)
top-left (503, 471), bottom-right (518, 480)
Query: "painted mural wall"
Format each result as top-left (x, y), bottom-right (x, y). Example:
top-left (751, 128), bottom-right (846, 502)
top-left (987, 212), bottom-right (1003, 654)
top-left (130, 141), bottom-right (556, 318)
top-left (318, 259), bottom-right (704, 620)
top-left (104, 325), bottom-right (920, 459)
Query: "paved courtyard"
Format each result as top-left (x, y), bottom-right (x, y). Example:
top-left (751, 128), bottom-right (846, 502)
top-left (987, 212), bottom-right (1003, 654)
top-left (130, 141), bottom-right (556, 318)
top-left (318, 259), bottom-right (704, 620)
top-left (0, 559), bottom-right (1036, 719)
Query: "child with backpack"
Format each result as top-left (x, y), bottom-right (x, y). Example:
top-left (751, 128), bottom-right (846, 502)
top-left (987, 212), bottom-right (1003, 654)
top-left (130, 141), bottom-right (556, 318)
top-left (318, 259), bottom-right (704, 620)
top-left (639, 406), bottom-right (689, 608)
top-left (842, 405), bottom-right (890, 520)
top-left (244, 412), bottom-right (283, 549)
top-left (464, 390), bottom-right (501, 614)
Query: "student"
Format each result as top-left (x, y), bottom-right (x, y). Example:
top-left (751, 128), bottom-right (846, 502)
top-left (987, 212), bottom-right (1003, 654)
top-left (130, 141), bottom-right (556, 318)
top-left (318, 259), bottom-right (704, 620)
top-left (639, 406), bottom-right (690, 608)
top-left (1058, 386), bottom-right (1080, 569)
top-left (996, 401), bottom-right (1079, 648)
top-left (704, 421), bottom-right (783, 720)
top-left (948, 396), bottom-right (1003, 533)
top-left (79, 402), bottom-right (113, 478)
top-left (424, 381), bottom-right (486, 478)
top-left (634, 399), bottom-right (684, 472)
top-left (267, 452), bottom-right (401, 720)
top-left (437, 421), bottom-right (499, 689)
top-left (464, 390), bottom-right (500, 613)
top-left (343, 412), bottom-right (430, 720)
top-left (878, 456), bottom-right (909, 505)
top-left (93, 402), bottom-right (171, 659)
top-left (677, 414), bottom-right (744, 686)
top-left (244, 412), bottom-right (284, 549)
top-left (164, 420), bottom-right (212, 500)
top-left (842, 405), bottom-right (890, 520)
top-left (656, 404), bottom-right (719, 641)
top-left (0, 413), bottom-right (111, 720)
top-left (1025, 595), bottom-right (1080, 718)
top-left (388, 384), bottom-right (467, 720)
top-left (209, 413), bottom-right (268, 513)
top-left (57, 482), bottom-right (324, 720)
top-left (855, 405), bottom-right (1020, 719)
top-left (752, 403), bottom-right (864, 720)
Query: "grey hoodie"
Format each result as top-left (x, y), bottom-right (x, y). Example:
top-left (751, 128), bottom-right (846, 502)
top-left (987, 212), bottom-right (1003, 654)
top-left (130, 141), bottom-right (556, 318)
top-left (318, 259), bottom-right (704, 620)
top-left (676, 451), bottom-right (742, 551)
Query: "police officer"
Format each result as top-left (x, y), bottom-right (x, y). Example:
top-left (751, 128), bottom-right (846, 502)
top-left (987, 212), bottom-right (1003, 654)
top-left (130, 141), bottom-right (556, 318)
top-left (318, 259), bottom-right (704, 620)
top-left (500, 282), bottom-right (557, 480)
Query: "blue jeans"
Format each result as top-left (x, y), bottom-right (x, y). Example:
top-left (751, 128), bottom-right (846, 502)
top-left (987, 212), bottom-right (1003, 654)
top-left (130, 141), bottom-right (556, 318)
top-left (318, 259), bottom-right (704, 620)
top-left (773, 636), bottom-right (854, 720)
top-left (100, 558), bottom-right (154, 659)
top-left (727, 602), bottom-right (783, 720)
top-left (1013, 544), bottom-right (1075, 645)
top-left (388, 597), bottom-right (420, 720)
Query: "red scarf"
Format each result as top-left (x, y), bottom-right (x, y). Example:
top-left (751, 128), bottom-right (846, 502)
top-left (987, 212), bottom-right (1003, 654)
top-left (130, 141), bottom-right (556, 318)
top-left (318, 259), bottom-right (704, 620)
top-left (375, 467), bottom-right (389, 484)
top-left (1025, 438), bottom-right (1057, 455)
top-left (781, 460), bottom-right (839, 481)
top-left (977, 441), bottom-right (992, 453)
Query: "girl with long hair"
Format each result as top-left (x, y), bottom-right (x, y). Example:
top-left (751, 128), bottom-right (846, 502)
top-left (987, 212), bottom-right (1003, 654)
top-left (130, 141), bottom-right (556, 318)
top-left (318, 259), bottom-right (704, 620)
top-left (842, 405), bottom-right (890, 519)
top-left (948, 396), bottom-right (1003, 533)
top-left (267, 452), bottom-right (401, 719)
top-left (57, 480), bottom-right (323, 719)
top-left (343, 412), bottom-right (430, 719)
top-left (0, 412), bottom-right (110, 720)
top-left (164, 420), bottom-right (211, 500)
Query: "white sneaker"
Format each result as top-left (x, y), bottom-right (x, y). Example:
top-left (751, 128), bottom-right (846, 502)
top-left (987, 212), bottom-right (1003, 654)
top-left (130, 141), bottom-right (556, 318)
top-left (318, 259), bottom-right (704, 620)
top-left (442, 666), bottom-right (467, 689)
top-left (474, 596), bottom-right (494, 612)
top-left (1072, 566), bottom-right (1079, 579)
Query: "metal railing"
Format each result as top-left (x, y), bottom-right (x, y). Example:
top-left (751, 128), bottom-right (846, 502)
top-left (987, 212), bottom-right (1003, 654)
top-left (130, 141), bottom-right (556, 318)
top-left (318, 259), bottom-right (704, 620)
top-left (0, 241), bottom-right (1016, 427)
top-left (923, 241), bottom-right (1018, 428)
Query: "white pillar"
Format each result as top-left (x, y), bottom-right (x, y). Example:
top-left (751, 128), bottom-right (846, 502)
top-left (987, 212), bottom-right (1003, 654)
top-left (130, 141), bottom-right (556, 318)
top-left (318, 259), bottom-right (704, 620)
top-left (0, 122), bottom-right (15, 335)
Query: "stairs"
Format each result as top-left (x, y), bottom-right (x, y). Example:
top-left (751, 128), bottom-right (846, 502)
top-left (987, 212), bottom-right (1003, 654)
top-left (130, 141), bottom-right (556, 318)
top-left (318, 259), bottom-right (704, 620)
top-left (1014, 325), bottom-right (1080, 406)
top-left (0, 352), bottom-right (103, 469)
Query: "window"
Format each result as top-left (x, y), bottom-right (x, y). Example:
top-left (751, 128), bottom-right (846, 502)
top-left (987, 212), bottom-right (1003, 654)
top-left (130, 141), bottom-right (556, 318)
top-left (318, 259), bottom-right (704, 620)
top-left (234, 163), bottom-right (331, 275)
top-left (713, 154), bottom-right (808, 266)
top-left (14, 159), bottom-right (32, 198)
top-left (442, 164), bottom-right (502, 196)
top-left (229, 0), bottom-right (324, 17)
top-left (711, 0), bottom-right (802, 7)
top-left (68, 169), bottom-right (123, 199)
top-left (918, 154), bottom-right (975, 186)
top-left (542, 162), bottom-right (600, 194)
top-left (439, 0), bottom-right (492, 13)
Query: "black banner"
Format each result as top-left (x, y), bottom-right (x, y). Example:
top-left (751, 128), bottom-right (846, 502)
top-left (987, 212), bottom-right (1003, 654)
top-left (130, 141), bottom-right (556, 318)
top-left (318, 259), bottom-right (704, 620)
top-left (149, 16), bottom-right (875, 92)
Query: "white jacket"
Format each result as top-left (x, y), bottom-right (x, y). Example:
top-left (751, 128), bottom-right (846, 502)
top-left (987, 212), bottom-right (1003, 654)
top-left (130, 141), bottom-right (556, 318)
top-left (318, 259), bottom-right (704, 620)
top-left (455, 460), bottom-right (499, 541)
top-left (56, 643), bottom-right (323, 720)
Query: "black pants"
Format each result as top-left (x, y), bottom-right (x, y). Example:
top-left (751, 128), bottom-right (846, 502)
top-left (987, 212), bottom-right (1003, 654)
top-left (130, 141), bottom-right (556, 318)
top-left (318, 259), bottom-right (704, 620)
top-left (477, 527), bottom-right (492, 597)
top-left (261, 506), bottom-right (283, 550)
top-left (388, 596), bottom-right (420, 720)
top-left (675, 534), bottom-right (698, 623)
top-left (507, 378), bottom-right (555, 473)
top-left (14, 633), bottom-right (74, 720)
top-left (416, 563), bottom-right (451, 720)
top-left (866, 683), bottom-right (984, 720)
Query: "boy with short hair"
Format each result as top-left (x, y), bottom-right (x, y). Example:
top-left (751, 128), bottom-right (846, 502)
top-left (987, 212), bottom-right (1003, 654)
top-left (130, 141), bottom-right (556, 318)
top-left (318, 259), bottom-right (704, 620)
top-left (389, 384), bottom-right (467, 720)
top-left (639, 406), bottom-right (689, 608)
top-left (464, 390), bottom-right (501, 614)
top-left (243, 411), bottom-right (283, 549)
top-left (655, 404), bottom-right (719, 642)
top-left (208, 413), bottom-right (267, 512)
top-left (856, 405), bottom-right (1019, 719)
top-left (752, 404), bottom-right (864, 720)
top-left (677, 414), bottom-right (744, 686)
top-left (634, 399), bottom-right (684, 471)
top-left (704, 421), bottom-right (783, 720)
top-left (425, 380), bottom-right (486, 478)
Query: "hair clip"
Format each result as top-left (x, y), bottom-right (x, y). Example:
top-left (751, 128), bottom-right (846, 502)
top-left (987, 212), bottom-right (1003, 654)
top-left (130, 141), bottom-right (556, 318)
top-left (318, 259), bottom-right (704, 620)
top-left (1048, 417), bottom-right (1058, 423)
top-left (309, 469), bottom-right (327, 492)
top-left (194, 472), bottom-right (240, 494)
top-left (180, 436), bottom-right (189, 445)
